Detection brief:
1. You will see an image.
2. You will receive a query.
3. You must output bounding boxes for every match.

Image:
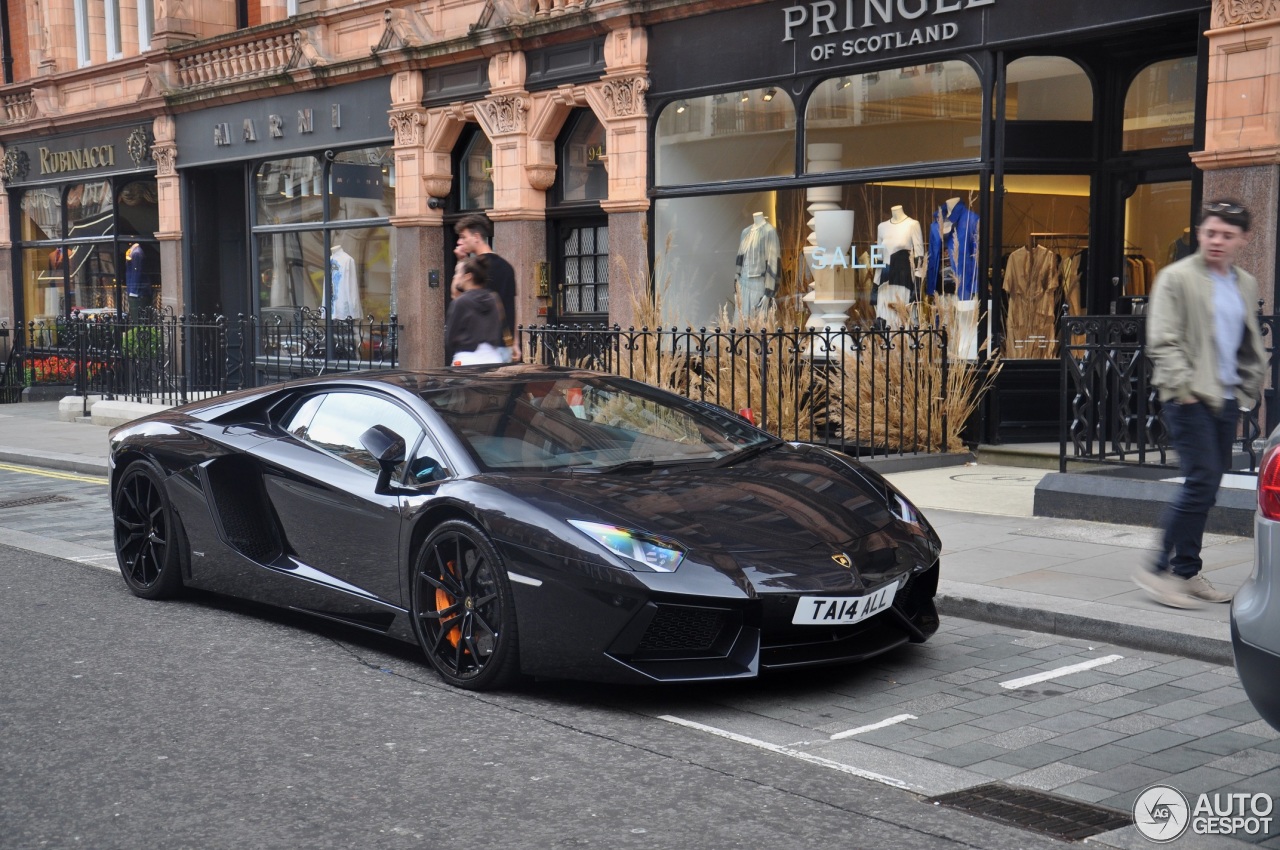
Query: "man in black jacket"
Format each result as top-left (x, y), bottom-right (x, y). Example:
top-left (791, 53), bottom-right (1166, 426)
top-left (454, 214), bottom-right (520, 362)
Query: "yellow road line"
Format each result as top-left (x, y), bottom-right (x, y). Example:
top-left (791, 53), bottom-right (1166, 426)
top-left (0, 462), bottom-right (108, 485)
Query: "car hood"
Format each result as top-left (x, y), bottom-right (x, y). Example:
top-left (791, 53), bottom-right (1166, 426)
top-left (520, 446), bottom-right (900, 554)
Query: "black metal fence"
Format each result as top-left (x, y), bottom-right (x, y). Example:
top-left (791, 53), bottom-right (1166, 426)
top-left (1059, 311), bottom-right (1280, 473)
top-left (521, 324), bottom-right (957, 457)
top-left (6, 309), bottom-right (400, 414)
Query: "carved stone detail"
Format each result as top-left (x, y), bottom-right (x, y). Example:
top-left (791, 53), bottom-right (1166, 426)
top-left (0, 147), bottom-right (30, 183)
top-left (479, 95), bottom-right (528, 134)
top-left (389, 110), bottom-right (425, 147)
top-left (127, 127), bottom-right (153, 167)
top-left (1214, 0), bottom-right (1280, 26)
top-left (151, 144), bottom-right (177, 177)
top-left (600, 76), bottom-right (648, 118)
top-left (423, 175), bottom-right (453, 198)
top-left (525, 163), bottom-right (557, 191)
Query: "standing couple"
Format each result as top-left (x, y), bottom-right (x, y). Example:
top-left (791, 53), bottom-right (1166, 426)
top-left (446, 214), bottom-right (521, 366)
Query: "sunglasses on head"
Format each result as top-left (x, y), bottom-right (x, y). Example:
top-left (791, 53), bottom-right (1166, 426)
top-left (1204, 202), bottom-right (1245, 215)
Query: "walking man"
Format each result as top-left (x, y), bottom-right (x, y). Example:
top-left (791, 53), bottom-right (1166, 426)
top-left (1133, 200), bottom-right (1266, 608)
top-left (454, 215), bottom-right (520, 362)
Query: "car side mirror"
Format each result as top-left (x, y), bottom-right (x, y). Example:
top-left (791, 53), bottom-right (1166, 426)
top-left (360, 424), bottom-right (406, 492)
top-left (408, 454), bottom-right (448, 483)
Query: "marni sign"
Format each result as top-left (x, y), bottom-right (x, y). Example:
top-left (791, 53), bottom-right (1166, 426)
top-left (782, 0), bottom-right (995, 63)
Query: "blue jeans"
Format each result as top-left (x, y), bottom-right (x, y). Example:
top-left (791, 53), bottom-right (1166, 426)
top-left (1156, 397), bottom-right (1239, 577)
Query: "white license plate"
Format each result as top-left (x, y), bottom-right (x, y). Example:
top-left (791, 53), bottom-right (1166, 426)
top-left (791, 582), bottom-right (898, 626)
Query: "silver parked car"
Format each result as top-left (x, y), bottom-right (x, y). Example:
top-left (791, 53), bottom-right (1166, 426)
top-left (1232, 424), bottom-right (1280, 730)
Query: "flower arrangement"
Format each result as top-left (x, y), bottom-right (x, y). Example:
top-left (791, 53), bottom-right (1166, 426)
top-left (24, 355), bottom-right (102, 384)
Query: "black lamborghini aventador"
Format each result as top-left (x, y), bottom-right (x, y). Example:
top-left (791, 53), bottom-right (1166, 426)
top-left (109, 365), bottom-right (941, 690)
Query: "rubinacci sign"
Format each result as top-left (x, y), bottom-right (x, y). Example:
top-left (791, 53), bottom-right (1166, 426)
top-left (782, 0), bottom-right (995, 64)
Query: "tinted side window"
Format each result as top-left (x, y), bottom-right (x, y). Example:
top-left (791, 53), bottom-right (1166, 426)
top-left (300, 392), bottom-right (423, 476)
top-left (283, 395), bottom-right (325, 438)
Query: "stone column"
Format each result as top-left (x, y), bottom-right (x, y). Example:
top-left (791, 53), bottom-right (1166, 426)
top-left (476, 51), bottom-right (547, 335)
top-left (151, 115), bottom-right (184, 316)
top-left (389, 72), bottom-right (448, 370)
top-left (587, 26), bottom-right (650, 327)
top-left (1192, 1), bottom-right (1280, 311)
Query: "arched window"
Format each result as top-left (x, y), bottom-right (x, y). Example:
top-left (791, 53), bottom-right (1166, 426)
top-left (558, 111), bottom-right (607, 203)
top-left (459, 130), bottom-right (494, 210)
top-left (1006, 56), bottom-right (1092, 121)
top-left (655, 87), bottom-right (797, 186)
top-left (1123, 56), bottom-right (1197, 151)
top-left (805, 61), bottom-right (983, 171)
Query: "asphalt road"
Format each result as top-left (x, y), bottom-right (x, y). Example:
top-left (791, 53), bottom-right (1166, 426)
top-left (1, 545), bottom-right (1069, 850)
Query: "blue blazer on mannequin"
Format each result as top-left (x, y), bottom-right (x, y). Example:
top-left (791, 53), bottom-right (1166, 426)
top-left (927, 200), bottom-right (980, 300)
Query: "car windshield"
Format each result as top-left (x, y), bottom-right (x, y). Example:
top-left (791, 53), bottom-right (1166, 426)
top-left (421, 376), bottom-right (772, 472)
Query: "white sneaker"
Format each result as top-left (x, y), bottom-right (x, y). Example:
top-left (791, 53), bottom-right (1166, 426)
top-left (1183, 573), bottom-right (1233, 603)
top-left (1132, 566), bottom-right (1202, 609)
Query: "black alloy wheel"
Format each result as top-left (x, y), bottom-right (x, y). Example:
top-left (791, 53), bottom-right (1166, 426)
top-left (410, 519), bottom-right (520, 690)
top-left (113, 460), bottom-right (184, 599)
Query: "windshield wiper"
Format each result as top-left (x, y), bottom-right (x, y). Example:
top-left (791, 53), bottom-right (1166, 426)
top-left (572, 458), bottom-right (656, 474)
top-left (709, 438), bottom-right (785, 468)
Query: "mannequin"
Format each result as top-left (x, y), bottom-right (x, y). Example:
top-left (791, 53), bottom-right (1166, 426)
top-left (734, 211), bottom-right (781, 319)
top-left (329, 243), bottom-right (361, 319)
top-left (125, 242), bottom-right (148, 319)
top-left (875, 205), bottom-right (924, 327)
top-left (928, 197), bottom-right (980, 359)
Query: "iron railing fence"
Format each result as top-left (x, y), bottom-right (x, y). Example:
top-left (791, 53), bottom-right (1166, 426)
top-left (1059, 311), bottom-right (1280, 473)
top-left (9, 309), bottom-right (401, 414)
top-left (0, 321), bottom-right (20, 404)
top-left (521, 324), bottom-right (955, 457)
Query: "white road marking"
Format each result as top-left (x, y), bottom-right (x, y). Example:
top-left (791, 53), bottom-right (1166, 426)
top-left (829, 713), bottom-right (917, 740)
top-left (999, 654), bottom-right (1124, 690)
top-left (71, 554), bottom-right (118, 572)
top-left (658, 715), bottom-right (918, 791)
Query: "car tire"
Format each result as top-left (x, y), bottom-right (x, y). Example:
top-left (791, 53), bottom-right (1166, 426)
top-left (113, 460), bottom-right (185, 600)
top-left (410, 519), bottom-right (521, 690)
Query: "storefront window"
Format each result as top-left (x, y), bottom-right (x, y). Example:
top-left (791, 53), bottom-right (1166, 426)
top-left (999, 174), bottom-right (1091, 359)
top-left (253, 146), bottom-right (398, 348)
top-left (1123, 56), bottom-right (1197, 151)
top-left (66, 180), bottom-right (114, 240)
top-left (1122, 181), bottom-right (1192, 298)
top-left (255, 156), bottom-right (325, 225)
top-left (330, 146), bottom-right (394, 221)
top-left (655, 177), bottom-right (986, 348)
top-left (460, 131), bottom-right (494, 210)
top-left (655, 87), bottom-right (796, 186)
top-left (23, 246), bottom-right (64, 330)
top-left (805, 61), bottom-right (983, 171)
top-left (560, 111), bottom-right (607, 203)
top-left (20, 189), bottom-right (62, 241)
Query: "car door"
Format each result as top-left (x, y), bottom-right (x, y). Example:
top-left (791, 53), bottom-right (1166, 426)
top-left (253, 389), bottom-right (423, 606)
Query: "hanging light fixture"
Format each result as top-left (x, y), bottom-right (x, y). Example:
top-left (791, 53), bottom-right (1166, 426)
top-left (740, 91), bottom-right (750, 103)
top-left (762, 88), bottom-right (777, 102)
top-left (837, 77), bottom-right (852, 90)
top-left (674, 100), bottom-right (689, 114)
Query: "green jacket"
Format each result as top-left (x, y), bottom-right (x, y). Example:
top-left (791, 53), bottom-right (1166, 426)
top-left (1146, 252), bottom-right (1267, 413)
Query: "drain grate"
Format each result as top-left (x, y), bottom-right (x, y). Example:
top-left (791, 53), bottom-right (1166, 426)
top-left (0, 494), bottom-right (73, 510)
top-left (927, 782), bottom-right (1131, 842)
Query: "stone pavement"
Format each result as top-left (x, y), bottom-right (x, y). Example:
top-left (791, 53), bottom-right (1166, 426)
top-left (0, 398), bottom-right (1254, 664)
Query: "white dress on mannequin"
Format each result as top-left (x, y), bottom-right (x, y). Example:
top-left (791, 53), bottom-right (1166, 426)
top-left (874, 206), bottom-right (923, 328)
top-left (329, 246), bottom-right (361, 319)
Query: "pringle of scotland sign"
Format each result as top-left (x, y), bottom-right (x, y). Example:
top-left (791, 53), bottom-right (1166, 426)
top-left (783, 0), bottom-right (994, 66)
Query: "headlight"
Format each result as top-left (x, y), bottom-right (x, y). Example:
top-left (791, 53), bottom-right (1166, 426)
top-left (891, 492), bottom-right (921, 527)
top-left (567, 520), bottom-right (685, 572)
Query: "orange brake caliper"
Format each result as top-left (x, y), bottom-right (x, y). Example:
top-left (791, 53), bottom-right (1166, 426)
top-left (436, 560), bottom-right (462, 647)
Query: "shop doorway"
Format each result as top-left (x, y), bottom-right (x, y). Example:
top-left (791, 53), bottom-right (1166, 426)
top-left (186, 165), bottom-right (248, 318)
